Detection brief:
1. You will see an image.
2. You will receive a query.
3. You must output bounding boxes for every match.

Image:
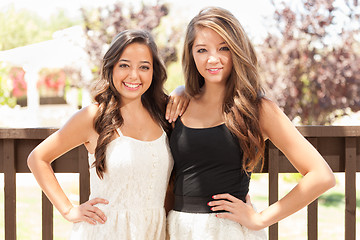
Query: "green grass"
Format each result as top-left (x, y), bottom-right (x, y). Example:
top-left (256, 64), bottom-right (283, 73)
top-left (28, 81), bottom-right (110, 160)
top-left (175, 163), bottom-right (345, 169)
top-left (0, 173), bottom-right (77, 240)
top-left (249, 173), bottom-right (360, 239)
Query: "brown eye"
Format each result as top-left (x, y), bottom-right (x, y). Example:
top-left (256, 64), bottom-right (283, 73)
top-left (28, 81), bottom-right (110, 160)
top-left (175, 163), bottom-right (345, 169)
top-left (197, 48), bottom-right (207, 53)
top-left (119, 64), bottom-right (129, 68)
top-left (220, 46), bottom-right (230, 51)
top-left (140, 65), bottom-right (150, 70)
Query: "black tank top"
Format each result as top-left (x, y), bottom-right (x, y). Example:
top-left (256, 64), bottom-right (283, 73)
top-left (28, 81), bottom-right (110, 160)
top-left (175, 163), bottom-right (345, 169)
top-left (169, 118), bottom-right (251, 213)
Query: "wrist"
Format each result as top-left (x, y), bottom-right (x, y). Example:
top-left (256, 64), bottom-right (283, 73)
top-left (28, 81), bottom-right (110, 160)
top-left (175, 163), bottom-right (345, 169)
top-left (256, 211), bottom-right (269, 230)
top-left (61, 204), bottom-right (74, 217)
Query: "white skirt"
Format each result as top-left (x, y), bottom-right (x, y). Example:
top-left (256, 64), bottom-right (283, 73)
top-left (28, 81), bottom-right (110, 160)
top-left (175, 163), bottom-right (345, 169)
top-left (166, 210), bottom-right (267, 240)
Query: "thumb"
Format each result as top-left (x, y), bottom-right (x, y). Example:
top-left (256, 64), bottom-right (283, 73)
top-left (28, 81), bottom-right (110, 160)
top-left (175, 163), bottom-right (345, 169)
top-left (245, 194), bottom-right (252, 206)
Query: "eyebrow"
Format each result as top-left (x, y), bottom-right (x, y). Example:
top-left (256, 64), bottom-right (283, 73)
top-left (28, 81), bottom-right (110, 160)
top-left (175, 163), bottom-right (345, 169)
top-left (194, 41), bottom-right (227, 48)
top-left (118, 59), bottom-right (152, 65)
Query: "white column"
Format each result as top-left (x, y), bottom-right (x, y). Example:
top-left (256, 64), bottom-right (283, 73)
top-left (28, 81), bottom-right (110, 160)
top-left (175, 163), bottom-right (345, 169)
top-left (80, 64), bottom-right (93, 108)
top-left (23, 64), bottom-right (40, 111)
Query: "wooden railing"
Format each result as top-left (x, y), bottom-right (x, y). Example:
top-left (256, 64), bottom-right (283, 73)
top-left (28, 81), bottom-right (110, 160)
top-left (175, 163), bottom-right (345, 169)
top-left (0, 126), bottom-right (359, 240)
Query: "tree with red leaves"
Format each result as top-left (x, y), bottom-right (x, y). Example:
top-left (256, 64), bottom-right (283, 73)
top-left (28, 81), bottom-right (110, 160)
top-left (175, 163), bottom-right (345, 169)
top-left (80, 1), bottom-right (181, 82)
top-left (257, 0), bottom-right (360, 124)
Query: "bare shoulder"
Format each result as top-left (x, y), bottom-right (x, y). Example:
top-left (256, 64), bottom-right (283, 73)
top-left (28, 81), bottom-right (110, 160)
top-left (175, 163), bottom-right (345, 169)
top-left (29, 104), bottom-right (100, 161)
top-left (78, 103), bottom-right (99, 119)
top-left (258, 98), bottom-right (294, 140)
top-left (63, 104), bottom-right (97, 126)
top-left (259, 97), bottom-right (283, 118)
top-left (58, 103), bottom-right (99, 142)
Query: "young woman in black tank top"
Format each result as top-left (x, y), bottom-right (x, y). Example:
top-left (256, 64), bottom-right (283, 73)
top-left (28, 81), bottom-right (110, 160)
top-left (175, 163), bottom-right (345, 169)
top-left (166, 7), bottom-right (335, 240)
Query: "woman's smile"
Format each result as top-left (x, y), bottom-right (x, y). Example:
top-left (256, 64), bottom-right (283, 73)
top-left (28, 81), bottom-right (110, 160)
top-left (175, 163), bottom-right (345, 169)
top-left (123, 82), bottom-right (142, 90)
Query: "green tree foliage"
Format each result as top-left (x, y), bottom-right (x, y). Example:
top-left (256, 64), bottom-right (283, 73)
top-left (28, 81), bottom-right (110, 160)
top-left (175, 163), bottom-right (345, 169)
top-left (0, 63), bottom-right (16, 107)
top-left (258, 0), bottom-right (360, 125)
top-left (80, 1), bottom-right (181, 81)
top-left (0, 6), bottom-right (79, 51)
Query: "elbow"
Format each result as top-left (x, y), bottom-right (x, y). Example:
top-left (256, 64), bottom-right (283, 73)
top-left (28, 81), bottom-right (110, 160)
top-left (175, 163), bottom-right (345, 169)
top-left (320, 171), bottom-right (336, 191)
top-left (328, 173), bottom-right (336, 189)
top-left (27, 151), bottom-right (36, 172)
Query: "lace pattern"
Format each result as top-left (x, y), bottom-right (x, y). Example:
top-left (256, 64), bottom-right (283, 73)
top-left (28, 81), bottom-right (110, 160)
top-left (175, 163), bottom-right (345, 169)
top-left (70, 129), bottom-right (173, 240)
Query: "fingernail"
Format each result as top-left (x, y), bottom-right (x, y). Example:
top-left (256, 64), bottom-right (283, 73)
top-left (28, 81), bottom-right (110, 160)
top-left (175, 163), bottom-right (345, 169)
top-left (207, 202), bottom-right (211, 206)
top-left (166, 115), bottom-right (169, 120)
top-left (212, 195), bottom-right (216, 199)
top-left (211, 207), bottom-right (214, 211)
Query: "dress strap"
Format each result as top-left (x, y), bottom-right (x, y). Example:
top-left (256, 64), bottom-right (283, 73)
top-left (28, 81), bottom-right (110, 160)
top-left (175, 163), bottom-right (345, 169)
top-left (115, 128), bottom-right (123, 137)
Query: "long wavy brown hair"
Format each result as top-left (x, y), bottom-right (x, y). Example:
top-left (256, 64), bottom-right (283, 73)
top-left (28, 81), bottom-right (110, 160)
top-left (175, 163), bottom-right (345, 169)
top-left (183, 7), bottom-right (265, 172)
top-left (92, 30), bottom-right (170, 179)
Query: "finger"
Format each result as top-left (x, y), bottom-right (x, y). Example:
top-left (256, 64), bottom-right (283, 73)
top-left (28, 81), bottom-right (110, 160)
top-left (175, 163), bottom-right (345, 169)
top-left (208, 199), bottom-right (233, 207)
top-left (165, 97), bottom-right (174, 121)
top-left (83, 216), bottom-right (97, 225)
top-left (212, 193), bottom-right (240, 202)
top-left (216, 212), bottom-right (238, 222)
top-left (169, 99), bottom-right (180, 123)
top-left (245, 194), bottom-right (252, 206)
top-left (210, 204), bottom-right (234, 213)
top-left (89, 198), bottom-right (109, 205)
top-left (85, 210), bottom-right (105, 224)
top-left (172, 101), bottom-right (183, 122)
top-left (91, 206), bottom-right (107, 222)
top-left (180, 97), bottom-right (190, 116)
top-left (179, 101), bottom-right (188, 116)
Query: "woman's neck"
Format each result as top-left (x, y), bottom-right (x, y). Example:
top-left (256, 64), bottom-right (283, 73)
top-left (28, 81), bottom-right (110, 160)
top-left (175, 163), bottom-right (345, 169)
top-left (199, 83), bottom-right (226, 105)
top-left (120, 98), bottom-right (146, 116)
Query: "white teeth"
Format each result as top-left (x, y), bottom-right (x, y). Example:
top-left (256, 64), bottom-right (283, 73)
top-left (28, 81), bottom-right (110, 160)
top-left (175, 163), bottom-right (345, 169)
top-left (209, 68), bottom-right (220, 72)
top-left (124, 82), bottom-right (141, 88)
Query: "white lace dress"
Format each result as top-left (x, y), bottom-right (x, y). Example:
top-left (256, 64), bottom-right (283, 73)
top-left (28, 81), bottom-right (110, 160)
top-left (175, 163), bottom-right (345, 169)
top-left (70, 128), bottom-right (173, 240)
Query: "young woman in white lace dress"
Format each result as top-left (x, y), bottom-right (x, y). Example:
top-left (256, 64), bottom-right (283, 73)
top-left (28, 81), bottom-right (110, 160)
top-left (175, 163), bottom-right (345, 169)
top-left (166, 7), bottom-right (336, 240)
top-left (27, 30), bottom-right (187, 240)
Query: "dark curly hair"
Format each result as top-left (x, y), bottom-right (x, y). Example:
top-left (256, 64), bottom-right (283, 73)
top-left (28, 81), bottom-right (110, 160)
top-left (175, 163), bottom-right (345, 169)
top-left (92, 30), bottom-right (170, 178)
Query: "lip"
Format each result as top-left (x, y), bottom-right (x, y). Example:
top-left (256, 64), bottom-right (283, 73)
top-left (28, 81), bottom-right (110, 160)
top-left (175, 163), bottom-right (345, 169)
top-left (207, 68), bottom-right (222, 74)
top-left (123, 82), bottom-right (142, 91)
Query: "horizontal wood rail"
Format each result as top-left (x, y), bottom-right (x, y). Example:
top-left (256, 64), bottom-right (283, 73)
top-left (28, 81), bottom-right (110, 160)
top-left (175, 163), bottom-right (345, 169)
top-left (1, 126), bottom-right (359, 239)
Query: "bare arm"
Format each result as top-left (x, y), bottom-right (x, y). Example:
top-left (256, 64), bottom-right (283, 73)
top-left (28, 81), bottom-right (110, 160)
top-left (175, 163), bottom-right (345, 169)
top-left (255, 99), bottom-right (335, 228)
top-left (27, 104), bottom-right (108, 225)
top-left (210, 99), bottom-right (335, 230)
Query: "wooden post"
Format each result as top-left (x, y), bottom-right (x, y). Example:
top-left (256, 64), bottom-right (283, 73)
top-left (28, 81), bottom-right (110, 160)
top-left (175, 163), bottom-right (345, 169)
top-left (4, 139), bottom-right (16, 240)
top-left (42, 192), bottom-right (53, 240)
top-left (268, 141), bottom-right (279, 240)
top-left (307, 138), bottom-right (318, 240)
top-left (79, 146), bottom-right (90, 204)
top-left (345, 137), bottom-right (356, 240)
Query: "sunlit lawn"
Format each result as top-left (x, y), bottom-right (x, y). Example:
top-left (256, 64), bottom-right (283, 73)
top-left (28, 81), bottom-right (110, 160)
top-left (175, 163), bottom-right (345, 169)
top-left (249, 173), bottom-right (360, 240)
top-left (0, 173), bottom-right (359, 239)
top-left (0, 173), bottom-right (78, 240)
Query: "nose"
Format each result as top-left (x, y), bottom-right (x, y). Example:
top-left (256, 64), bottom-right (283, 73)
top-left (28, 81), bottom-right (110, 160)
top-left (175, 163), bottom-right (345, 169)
top-left (128, 68), bottom-right (139, 80)
top-left (207, 54), bottom-right (220, 64)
